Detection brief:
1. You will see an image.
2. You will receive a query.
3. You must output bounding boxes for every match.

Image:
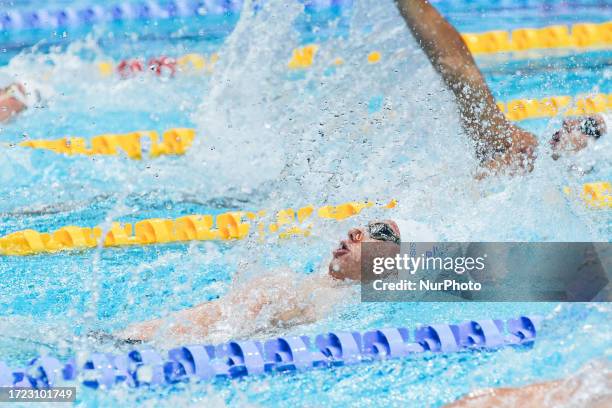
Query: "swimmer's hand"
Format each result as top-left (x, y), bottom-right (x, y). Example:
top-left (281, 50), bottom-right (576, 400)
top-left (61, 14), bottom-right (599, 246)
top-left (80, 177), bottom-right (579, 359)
top-left (87, 330), bottom-right (143, 347)
top-left (478, 126), bottom-right (538, 177)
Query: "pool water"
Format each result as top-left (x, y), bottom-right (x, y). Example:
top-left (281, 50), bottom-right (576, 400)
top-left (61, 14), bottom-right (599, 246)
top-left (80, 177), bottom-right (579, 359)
top-left (0, 0), bottom-right (610, 406)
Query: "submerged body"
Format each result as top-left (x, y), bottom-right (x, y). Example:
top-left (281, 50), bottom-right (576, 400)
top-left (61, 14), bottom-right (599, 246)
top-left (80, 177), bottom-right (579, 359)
top-left (118, 270), bottom-right (354, 345)
top-left (118, 220), bottom-right (401, 344)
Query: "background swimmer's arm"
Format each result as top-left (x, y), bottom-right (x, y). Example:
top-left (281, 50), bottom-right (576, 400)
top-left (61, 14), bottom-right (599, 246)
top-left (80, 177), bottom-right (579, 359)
top-left (395, 0), bottom-right (537, 173)
top-left (444, 378), bottom-right (587, 408)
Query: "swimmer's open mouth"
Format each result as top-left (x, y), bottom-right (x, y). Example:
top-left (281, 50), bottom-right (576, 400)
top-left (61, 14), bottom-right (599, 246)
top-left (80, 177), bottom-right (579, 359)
top-left (333, 240), bottom-right (350, 258)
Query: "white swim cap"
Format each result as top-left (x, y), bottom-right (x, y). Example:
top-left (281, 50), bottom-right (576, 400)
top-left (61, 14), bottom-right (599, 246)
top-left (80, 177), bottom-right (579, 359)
top-left (392, 219), bottom-right (441, 269)
top-left (394, 219), bottom-right (438, 241)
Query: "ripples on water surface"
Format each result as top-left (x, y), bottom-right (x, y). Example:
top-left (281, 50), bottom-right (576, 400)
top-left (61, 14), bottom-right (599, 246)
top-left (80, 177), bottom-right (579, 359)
top-left (0, 0), bottom-right (610, 406)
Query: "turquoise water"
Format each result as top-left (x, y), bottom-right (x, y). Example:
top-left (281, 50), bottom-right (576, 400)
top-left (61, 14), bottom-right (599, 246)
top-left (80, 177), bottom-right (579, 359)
top-left (0, 0), bottom-right (610, 406)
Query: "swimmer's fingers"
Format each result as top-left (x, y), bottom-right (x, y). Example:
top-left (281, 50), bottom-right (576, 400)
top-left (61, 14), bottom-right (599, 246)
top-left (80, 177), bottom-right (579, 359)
top-left (508, 128), bottom-right (538, 172)
top-left (477, 151), bottom-right (535, 179)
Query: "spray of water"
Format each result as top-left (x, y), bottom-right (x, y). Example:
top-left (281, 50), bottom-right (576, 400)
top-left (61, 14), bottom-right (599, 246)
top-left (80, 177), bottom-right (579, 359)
top-left (0, 1), bottom-right (609, 401)
top-left (187, 0), bottom-right (608, 241)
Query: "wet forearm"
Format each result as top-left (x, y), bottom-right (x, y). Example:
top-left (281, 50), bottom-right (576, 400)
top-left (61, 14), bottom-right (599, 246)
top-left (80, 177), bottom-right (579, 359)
top-left (394, 0), bottom-right (508, 145)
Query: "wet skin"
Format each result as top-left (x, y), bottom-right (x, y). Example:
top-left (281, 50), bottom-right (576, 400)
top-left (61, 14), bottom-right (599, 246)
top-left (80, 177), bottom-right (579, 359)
top-left (328, 219), bottom-right (400, 281)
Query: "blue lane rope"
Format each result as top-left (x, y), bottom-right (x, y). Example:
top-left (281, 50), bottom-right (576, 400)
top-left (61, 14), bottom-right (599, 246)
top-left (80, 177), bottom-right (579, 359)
top-left (0, 315), bottom-right (540, 389)
top-left (0, 0), bottom-right (354, 31)
top-left (0, 0), bottom-right (241, 31)
top-left (3, 0), bottom-right (606, 31)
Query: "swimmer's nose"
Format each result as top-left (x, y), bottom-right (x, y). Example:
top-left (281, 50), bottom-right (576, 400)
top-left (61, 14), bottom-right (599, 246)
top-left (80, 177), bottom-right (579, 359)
top-left (348, 227), bottom-right (364, 243)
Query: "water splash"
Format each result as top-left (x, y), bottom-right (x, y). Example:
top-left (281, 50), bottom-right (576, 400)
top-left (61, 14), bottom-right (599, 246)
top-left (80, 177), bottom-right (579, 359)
top-left (0, 2), bottom-right (609, 404)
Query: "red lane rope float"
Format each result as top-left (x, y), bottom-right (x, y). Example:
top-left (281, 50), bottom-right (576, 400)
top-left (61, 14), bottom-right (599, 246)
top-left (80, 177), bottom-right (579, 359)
top-left (147, 56), bottom-right (177, 79)
top-left (116, 59), bottom-right (144, 79)
top-left (98, 21), bottom-right (612, 78)
top-left (99, 54), bottom-right (217, 77)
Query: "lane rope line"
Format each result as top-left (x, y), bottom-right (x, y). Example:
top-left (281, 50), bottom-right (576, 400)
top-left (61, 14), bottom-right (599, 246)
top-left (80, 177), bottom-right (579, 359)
top-left (0, 315), bottom-right (541, 389)
top-left (3, 93), bottom-right (610, 160)
top-left (564, 181), bottom-right (611, 209)
top-left (2, 180), bottom-right (609, 258)
top-left (8, 128), bottom-right (195, 160)
top-left (96, 20), bottom-right (612, 78)
top-left (0, 0), bottom-right (245, 31)
top-left (462, 21), bottom-right (611, 54)
top-left (497, 93), bottom-right (612, 122)
top-left (0, 199), bottom-right (398, 256)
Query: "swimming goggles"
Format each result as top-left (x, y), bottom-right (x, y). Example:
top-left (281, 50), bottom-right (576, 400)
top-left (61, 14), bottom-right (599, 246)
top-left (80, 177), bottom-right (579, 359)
top-left (367, 222), bottom-right (400, 245)
top-left (580, 117), bottom-right (603, 139)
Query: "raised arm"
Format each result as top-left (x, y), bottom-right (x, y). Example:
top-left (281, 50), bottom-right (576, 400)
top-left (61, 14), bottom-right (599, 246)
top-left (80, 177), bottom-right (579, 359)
top-left (394, 0), bottom-right (537, 173)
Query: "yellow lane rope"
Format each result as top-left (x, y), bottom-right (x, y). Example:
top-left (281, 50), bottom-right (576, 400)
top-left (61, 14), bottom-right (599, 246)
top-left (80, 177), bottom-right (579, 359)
top-left (564, 181), bottom-right (611, 209)
top-left (1, 181), bottom-right (609, 257)
top-left (13, 128), bottom-right (195, 160)
top-left (0, 199), bottom-right (398, 256)
top-left (498, 93), bottom-right (612, 121)
top-left (96, 21), bottom-right (611, 76)
top-left (5, 93), bottom-right (610, 160)
top-left (98, 53), bottom-right (218, 76)
top-left (462, 21), bottom-right (611, 55)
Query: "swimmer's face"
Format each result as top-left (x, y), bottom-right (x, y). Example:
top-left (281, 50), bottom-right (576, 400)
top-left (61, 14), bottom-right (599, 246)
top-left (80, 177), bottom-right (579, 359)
top-left (0, 83), bottom-right (27, 122)
top-left (328, 219), bottom-right (400, 281)
top-left (550, 116), bottom-right (605, 160)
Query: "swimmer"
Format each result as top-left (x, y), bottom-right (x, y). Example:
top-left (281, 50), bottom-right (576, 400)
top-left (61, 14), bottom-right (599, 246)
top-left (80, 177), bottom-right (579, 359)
top-left (550, 115), bottom-right (608, 161)
top-left (0, 73), bottom-right (45, 122)
top-left (394, 0), bottom-right (607, 174)
top-left (0, 79), bottom-right (27, 122)
top-left (446, 360), bottom-right (611, 407)
top-left (114, 220), bottom-right (403, 344)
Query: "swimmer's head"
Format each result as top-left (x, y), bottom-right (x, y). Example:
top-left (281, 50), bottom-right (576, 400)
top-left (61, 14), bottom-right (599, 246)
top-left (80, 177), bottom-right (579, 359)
top-left (0, 82), bottom-right (27, 121)
top-left (550, 115), bottom-right (607, 160)
top-left (328, 219), bottom-right (400, 281)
